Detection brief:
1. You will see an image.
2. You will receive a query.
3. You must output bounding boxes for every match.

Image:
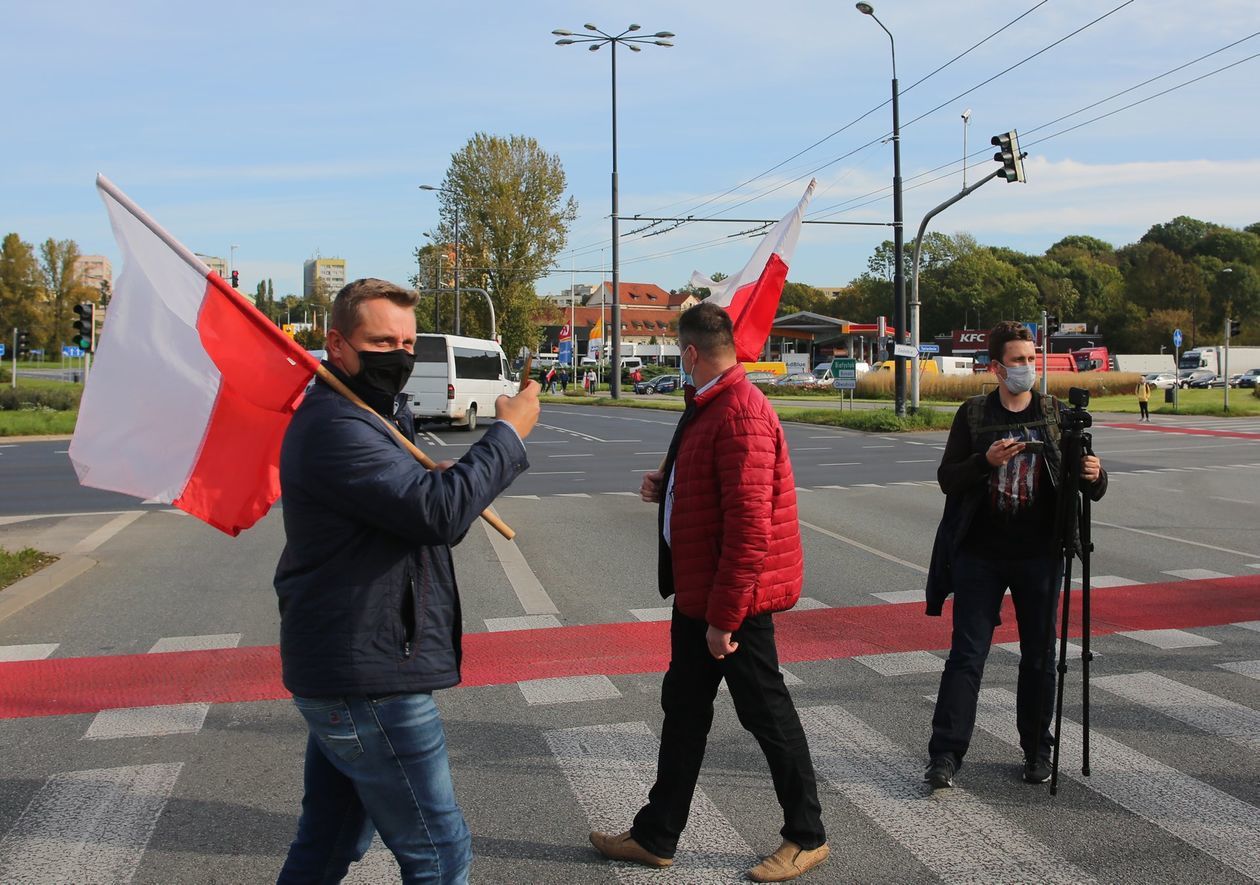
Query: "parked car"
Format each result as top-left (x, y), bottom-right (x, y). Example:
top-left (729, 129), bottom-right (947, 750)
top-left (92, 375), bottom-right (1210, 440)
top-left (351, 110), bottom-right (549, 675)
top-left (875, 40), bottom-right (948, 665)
top-left (745, 371), bottom-right (780, 385)
top-left (774, 372), bottom-right (819, 387)
top-left (1186, 371), bottom-right (1218, 389)
top-left (634, 374), bottom-right (679, 395)
top-left (1234, 368), bottom-right (1260, 388)
top-left (1143, 372), bottom-right (1177, 389)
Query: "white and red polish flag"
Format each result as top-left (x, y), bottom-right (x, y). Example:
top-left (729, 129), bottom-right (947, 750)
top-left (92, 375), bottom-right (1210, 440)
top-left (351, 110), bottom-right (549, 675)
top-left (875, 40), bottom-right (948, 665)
top-left (69, 175), bottom-right (320, 536)
top-left (690, 179), bottom-right (816, 361)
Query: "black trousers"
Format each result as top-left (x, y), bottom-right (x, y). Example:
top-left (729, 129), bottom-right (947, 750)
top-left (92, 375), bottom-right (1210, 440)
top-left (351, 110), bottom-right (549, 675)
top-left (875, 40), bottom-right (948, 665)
top-left (929, 550), bottom-right (1062, 766)
top-left (631, 608), bottom-right (826, 858)
top-left (1139, 401), bottom-right (1149, 419)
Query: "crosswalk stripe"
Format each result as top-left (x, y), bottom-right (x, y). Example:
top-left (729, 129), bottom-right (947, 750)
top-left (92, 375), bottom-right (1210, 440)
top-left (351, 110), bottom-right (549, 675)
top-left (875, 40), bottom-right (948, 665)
top-left (148, 633), bottom-right (241, 653)
top-left (1094, 672), bottom-right (1260, 754)
top-left (0, 763), bottom-right (182, 884)
top-left (0, 643), bottom-right (58, 662)
top-left (1217, 660), bottom-right (1260, 681)
top-left (854, 651), bottom-right (943, 676)
top-left (629, 607), bottom-right (673, 622)
top-left (800, 706), bottom-right (1095, 884)
top-left (870, 590), bottom-right (922, 605)
top-left (974, 688), bottom-right (1260, 882)
top-left (483, 615), bottom-right (562, 632)
top-left (1162, 568), bottom-right (1232, 580)
top-left (1116, 628), bottom-right (1219, 649)
top-left (1071, 575), bottom-right (1139, 587)
top-left (1235, 620), bottom-right (1260, 632)
top-left (544, 721), bottom-right (757, 884)
top-left (519, 675), bottom-right (622, 706)
top-left (84, 703), bottom-right (211, 740)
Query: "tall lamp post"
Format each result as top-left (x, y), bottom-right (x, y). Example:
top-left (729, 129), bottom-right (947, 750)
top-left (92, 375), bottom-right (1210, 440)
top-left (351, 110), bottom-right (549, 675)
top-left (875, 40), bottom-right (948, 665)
top-left (553, 22), bottom-right (674, 399)
top-left (856, 2), bottom-right (906, 416)
top-left (420, 184), bottom-right (461, 335)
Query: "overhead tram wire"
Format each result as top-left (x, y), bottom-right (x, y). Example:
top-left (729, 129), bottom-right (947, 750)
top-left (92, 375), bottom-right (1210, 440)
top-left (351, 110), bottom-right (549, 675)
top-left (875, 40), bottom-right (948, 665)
top-left (554, 0), bottom-right (1056, 262)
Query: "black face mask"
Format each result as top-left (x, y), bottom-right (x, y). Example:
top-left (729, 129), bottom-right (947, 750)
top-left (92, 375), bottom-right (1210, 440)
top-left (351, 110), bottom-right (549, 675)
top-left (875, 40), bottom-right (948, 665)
top-left (354, 348), bottom-right (415, 398)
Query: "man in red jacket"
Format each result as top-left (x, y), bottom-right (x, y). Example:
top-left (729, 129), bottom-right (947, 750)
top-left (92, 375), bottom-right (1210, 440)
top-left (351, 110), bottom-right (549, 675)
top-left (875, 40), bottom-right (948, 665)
top-left (589, 303), bottom-right (829, 883)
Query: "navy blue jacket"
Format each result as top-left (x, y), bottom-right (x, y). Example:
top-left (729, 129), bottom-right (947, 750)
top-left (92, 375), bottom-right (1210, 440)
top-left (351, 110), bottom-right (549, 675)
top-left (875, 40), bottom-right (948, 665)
top-left (274, 371), bottom-right (528, 697)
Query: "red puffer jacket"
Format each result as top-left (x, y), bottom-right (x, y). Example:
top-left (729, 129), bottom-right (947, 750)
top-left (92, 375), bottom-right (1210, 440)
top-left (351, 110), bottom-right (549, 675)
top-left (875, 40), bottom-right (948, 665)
top-left (669, 365), bottom-right (803, 631)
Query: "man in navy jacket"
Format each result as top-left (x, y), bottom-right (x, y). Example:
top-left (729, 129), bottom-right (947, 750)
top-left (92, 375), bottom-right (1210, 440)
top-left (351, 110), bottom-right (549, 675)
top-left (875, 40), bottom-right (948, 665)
top-left (274, 278), bottom-right (537, 884)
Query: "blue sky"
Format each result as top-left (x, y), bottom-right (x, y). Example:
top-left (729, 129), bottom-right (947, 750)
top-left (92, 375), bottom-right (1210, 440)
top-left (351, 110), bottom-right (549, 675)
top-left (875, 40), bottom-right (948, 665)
top-left (2, 1), bottom-right (1257, 304)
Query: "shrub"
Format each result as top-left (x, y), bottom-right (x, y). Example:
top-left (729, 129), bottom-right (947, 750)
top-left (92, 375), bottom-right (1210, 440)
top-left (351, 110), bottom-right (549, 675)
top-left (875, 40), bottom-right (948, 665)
top-left (0, 387), bottom-right (82, 411)
top-left (856, 371), bottom-right (1144, 402)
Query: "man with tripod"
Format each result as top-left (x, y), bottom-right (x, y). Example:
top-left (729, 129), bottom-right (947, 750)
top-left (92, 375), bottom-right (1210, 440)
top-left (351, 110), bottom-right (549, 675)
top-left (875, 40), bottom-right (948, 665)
top-left (924, 321), bottom-right (1106, 789)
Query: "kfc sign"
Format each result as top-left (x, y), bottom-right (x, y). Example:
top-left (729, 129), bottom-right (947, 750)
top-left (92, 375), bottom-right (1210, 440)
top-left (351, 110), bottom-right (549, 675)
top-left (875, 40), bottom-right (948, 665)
top-left (952, 330), bottom-right (988, 350)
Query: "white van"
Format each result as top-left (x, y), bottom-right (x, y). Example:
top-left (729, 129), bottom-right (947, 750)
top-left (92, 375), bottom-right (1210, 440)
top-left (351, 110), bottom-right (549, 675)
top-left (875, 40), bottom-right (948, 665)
top-left (405, 334), bottom-right (516, 431)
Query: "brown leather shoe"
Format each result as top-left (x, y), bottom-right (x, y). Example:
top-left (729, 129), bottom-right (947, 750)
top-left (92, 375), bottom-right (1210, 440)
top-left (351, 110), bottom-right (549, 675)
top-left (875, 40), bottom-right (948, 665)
top-left (589, 830), bottom-right (673, 868)
top-left (748, 840), bottom-right (830, 882)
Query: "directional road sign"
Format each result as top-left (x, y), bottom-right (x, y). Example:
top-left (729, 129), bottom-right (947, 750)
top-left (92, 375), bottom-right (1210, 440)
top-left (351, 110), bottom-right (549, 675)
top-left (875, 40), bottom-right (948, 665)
top-left (831, 357), bottom-right (857, 391)
top-left (1173, 328), bottom-right (1183, 348)
top-left (918, 343), bottom-right (940, 354)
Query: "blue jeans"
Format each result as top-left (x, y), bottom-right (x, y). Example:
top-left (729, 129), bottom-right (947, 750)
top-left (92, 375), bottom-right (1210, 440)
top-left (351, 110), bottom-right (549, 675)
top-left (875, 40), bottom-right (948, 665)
top-left (277, 693), bottom-right (471, 885)
top-left (929, 550), bottom-right (1062, 767)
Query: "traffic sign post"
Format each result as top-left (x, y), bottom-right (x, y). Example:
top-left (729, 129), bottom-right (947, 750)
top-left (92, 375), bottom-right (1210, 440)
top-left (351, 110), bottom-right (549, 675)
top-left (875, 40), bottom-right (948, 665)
top-left (832, 357), bottom-right (857, 410)
top-left (1173, 328), bottom-right (1182, 413)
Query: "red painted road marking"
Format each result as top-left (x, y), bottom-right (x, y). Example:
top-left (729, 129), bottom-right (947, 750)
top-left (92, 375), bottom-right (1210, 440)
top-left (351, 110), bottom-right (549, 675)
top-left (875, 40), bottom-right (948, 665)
top-left (1103, 422), bottom-right (1260, 441)
top-left (1, 575), bottom-right (1258, 721)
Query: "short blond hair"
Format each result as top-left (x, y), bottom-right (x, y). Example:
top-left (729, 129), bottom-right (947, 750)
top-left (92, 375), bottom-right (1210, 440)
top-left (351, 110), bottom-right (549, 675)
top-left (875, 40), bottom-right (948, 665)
top-left (331, 278), bottom-right (419, 335)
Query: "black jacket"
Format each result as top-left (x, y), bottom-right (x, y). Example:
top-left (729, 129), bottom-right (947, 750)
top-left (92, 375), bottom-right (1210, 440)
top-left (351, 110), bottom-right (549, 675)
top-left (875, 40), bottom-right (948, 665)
top-left (924, 391), bottom-right (1107, 616)
top-left (273, 369), bottom-right (527, 696)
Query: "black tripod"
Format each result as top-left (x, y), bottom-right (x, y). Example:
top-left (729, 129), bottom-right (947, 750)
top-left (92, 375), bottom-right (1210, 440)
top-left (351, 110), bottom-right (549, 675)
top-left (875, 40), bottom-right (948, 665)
top-left (1046, 388), bottom-right (1095, 795)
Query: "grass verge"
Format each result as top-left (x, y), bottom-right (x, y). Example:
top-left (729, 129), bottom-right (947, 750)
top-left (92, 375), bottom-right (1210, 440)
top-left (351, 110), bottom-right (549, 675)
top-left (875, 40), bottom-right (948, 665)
top-left (0, 547), bottom-right (57, 591)
top-left (1090, 388), bottom-right (1260, 417)
top-left (0, 410), bottom-right (78, 437)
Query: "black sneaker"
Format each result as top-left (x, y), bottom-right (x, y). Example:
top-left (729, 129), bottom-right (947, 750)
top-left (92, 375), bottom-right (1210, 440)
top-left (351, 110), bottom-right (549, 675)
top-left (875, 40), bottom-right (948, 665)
top-left (924, 756), bottom-right (956, 790)
top-left (1023, 758), bottom-right (1051, 784)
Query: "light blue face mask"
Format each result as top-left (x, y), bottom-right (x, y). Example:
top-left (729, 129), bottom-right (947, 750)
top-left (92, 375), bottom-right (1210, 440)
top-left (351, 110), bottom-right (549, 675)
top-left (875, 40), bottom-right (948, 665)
top-left (1001, 362), bottom-right (1037, 394)
top-left (680, 347), bottom-right (696, 388)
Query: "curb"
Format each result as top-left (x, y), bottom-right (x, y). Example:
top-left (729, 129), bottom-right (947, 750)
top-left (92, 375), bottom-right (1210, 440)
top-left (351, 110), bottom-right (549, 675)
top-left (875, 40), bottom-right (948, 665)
top-left (0, 554), bottom-right (96, 624)
top-left (0, 434), bottom-right (75, 443)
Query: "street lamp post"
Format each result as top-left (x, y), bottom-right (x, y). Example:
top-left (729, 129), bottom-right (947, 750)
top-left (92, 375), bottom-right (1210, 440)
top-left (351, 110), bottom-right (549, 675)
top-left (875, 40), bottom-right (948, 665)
top-left (857, 2), bottom-right (906, 417)
top-left (553, 23), bottom-right (674, 399)
top-left (420, 185), bottom-right (461, 335)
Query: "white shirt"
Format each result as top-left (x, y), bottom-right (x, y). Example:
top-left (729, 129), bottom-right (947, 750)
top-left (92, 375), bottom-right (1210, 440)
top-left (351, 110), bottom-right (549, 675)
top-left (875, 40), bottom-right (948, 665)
top-left (663, 373), bottom-right (722, 547)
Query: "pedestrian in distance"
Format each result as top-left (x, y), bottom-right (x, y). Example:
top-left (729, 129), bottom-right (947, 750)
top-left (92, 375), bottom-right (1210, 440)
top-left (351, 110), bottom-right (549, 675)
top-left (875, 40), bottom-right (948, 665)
top-left (589, 302), bottom-right (829, 883)
top-left (1135, 377), bottom-right (1153, 422)
top-left (273, 278), bottom-right (539, 884)
top-left (559, 367), bottom-right (569, 394)
top-left (546, 364), bottom-right (558, 395)
top-left (923, 320), bottom-right (1106, 791)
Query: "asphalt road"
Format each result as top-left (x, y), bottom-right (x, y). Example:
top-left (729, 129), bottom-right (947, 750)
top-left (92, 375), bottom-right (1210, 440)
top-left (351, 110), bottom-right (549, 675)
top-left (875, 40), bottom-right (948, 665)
top-left (1, 404), bottom-right (1259, 883)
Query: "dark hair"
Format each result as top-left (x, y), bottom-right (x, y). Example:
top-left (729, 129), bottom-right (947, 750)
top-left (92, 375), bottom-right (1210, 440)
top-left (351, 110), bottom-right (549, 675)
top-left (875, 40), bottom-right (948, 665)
top-left (331, 278), bottom-right (419, 335)
top-left (678, 302), bottom-right (735, 355)
top-left (987, 320), bottom-right (1034, 364)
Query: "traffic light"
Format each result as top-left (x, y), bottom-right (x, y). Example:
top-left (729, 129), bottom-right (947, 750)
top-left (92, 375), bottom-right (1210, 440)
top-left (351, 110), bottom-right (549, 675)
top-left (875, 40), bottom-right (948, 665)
top-left (1229, 318), bottom-right (1241, 339)
top-left (991, 130), bottom-right (1026, 183)
top-left (73, 302), bottom-right (96, 352)
top-left (15, 329), bottom-right (31, 360)
top-left (231, 270), bottom-right (239, 289)
top-left (1045, 314), bottom-right (1059, 336)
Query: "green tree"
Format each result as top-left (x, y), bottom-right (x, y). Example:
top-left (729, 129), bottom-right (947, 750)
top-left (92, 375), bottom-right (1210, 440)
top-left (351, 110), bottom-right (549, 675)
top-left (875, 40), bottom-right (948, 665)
top-left (1193, 228), bottom-right (1260, 267)
top-left (1140, 215), bottom-right (1214, 257)
top-left (431, 133), bottom-right (577, 355)
top-left (0, 233), bottom-right (45, 341)
top-left (39, 238), bottom-right (94, 352)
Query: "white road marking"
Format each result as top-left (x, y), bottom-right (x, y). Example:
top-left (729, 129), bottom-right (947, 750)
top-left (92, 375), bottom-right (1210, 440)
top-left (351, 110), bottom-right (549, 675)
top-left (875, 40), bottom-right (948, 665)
top-left (633, 451), bottom-right (667, 456)
top-left (854, 483), bottom-right (884, 488)
top-left (800, 521), bottom-right (928, 575)
top-left (1095, 672), bottom-right (1260, 754)
top-left (1117, 628), bottom-right (1219, 649)
top-left (549, 453), bottom-right (594, 458)
top-left (602, 491), bottom-right (640, 497)
top-left (0, 763), bottom-right (182, 885)
top-left (1209, 496), bottom-right (1253, 504)
top-left (996, 640), bottom-right (1092, 657)
top-left (1093, 520), bottom-right (1260, 559)
top-left (793, 597), bottom-right (828, 610)
top-left (1233, 621), bottom-right (1260, 632)
top-left (1217, 660), bottom-right (1260, 681)
top-left (555, 493), bottom-right (590, 498)
top-left (69, 510), bottom-right (145, 555)
top-left (795, 486), bottom-right (813, 493)
top-left (862, 445), bottom-right (895, 448)
top-left (802, 705), bottom-right (1095, 885)
top-left (817, 484), bottom-right (848, 490)
top-left (1070, 575), bottom-right (1139, 587)
top-left (544, 722), bottom-right (757, 884)
top-left (504, 494), bottom-right (540, 500)
top-left (532, 471), bottom-right (586, 476)
top-left (483, 615), bottom-right (562, 632)
top-left (871, 590), bottom-right (923, 605)
top-left (480, 521), bottom-right (560, 616)
top-left (629, 607), bottom-right (673, 622)
top-left (1162, 568), bottom-right (1232, 580)
top-left (519, 675), bottom-right (623, 706)
top-left (343, 835), bottom-right (400, 884)
top-left (0, 643), bottom-right (58, 662)
top-left (973, 687), bottom-right (1260, 882)
top-left (84, 703), bottom-right (211, 740)
top-left (853, 651), bottom-right (943, 676)
top-left (895, 459), bottom-right (934, 464)
top-left (818, 462), bottom-right (860, 467)
top-left (148, 633), bottom-right (241, 654)
top-left (794, 447), bottom-right (830, 451)
top-left (719, 666), bottom-right (802, 692)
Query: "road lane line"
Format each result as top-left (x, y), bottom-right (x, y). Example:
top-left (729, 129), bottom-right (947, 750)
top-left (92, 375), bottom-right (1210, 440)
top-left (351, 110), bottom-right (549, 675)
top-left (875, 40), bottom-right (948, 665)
top-left (0, 763), bottom-right (182, 884)
top-left (544, 721), bottom-right (756, 884)
top-left (69, 511), bottom-right (145, 555)
top-left (532, 471), bottom-right (586, 475)
top-left (0, 644), bottom-right (58, 662)
top-left (1095, 672), bottom-right (1260, 753)
top-left (818, 462), bottom-right (859, 467)
top-left (84, 703), bottom-right (211, 740)
top-left (1116, 628), bottom-right (1219, 649)
top-left (895, 459), bottom-right (934, 463)
top-left (1217, 660), bottom-right (1260, 680)
top-left (1163, 568), bottom-right (1231, 580)
top-left (853, 651), bottom-right (943, 676)
top-left (149, 634), bottom-right (242, 654)
top-left (802, 706), bottom-right (1094, 884)
top-left (1071, 575), bottom-right (1139, 587)
top-left (483, 615), bottom-right (562, 632)
top-left (973, 687), bottom-right (1260, 882)
top-left (480, 519), bottom-right (560, 616)
top-left (549, 453), bottom-right (594, 458)
top-left (1093, 520), bottom-right (1260, 558)
top-left (800, 521), bottom-right (928, 575)
top-left (519, 675), bottom-right (622, 706)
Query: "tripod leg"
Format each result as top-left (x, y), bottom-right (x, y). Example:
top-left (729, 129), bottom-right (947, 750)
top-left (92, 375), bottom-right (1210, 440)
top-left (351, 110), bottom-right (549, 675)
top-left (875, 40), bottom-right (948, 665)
top-left (1050, 555), bottom-right (1073, 796)
top-left (1080, 449), bottom-right (1095, 778)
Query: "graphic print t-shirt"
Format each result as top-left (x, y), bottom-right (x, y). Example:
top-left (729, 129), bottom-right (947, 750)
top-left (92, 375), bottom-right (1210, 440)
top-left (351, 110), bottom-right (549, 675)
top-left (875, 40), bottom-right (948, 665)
top-left (965, 396), bottom-right (1057, 558)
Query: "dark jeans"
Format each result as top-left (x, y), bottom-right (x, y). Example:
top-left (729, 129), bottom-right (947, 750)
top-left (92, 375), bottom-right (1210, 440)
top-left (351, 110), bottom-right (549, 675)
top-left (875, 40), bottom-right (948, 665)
top-left (277, 693), bottom-right (471, 885)
top-left (631, 608), bottom-right (826, 858)
top-left (1139, 401), bottom-right (1149, 419)
top-left (929, 550), bottom-right (1062, 767)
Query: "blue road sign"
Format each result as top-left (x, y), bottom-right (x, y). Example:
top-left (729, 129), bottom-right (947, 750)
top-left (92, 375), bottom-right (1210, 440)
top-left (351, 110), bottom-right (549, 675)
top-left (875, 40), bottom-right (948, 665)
top-left (63, 346), bottom-right (84, 358)
top-left (918, 343), bottom-right (940, 354)
top-left (1025, 322), bottom-right (1039, 343)
top-left (0, 343), bottom-right (5, 358)
top-left (1173, 328), bottom-right (1183, 348)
